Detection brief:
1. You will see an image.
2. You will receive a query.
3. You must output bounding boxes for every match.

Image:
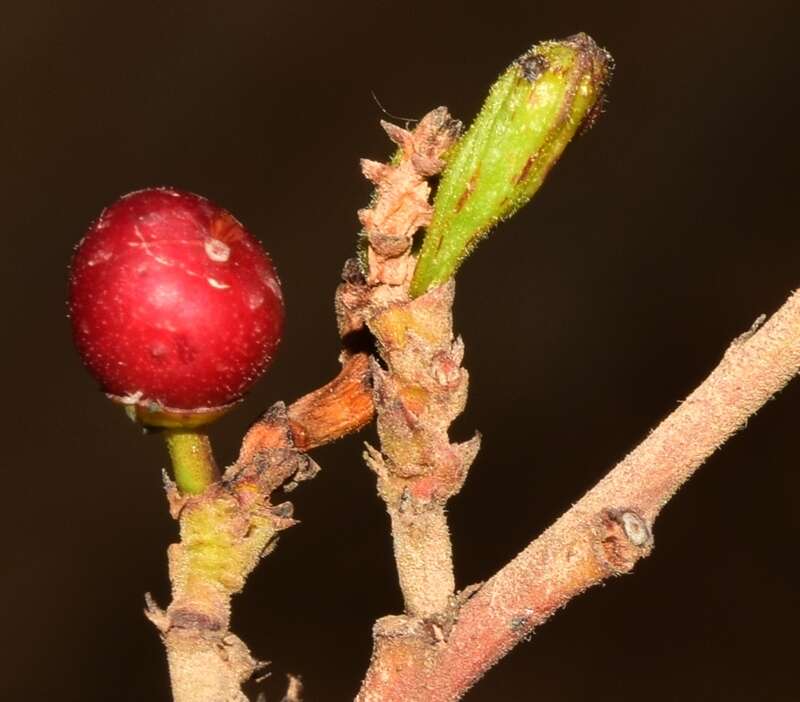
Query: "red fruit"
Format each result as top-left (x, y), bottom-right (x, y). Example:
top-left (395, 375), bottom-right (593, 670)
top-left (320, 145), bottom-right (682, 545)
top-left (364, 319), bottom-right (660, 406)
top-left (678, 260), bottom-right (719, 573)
top-left (69, 187), bottom-right (284, 424)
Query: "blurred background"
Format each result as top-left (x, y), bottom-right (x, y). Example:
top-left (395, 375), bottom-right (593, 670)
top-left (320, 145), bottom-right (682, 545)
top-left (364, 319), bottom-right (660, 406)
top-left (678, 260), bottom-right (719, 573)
top-left (2, 1), bottom-right (799, 700)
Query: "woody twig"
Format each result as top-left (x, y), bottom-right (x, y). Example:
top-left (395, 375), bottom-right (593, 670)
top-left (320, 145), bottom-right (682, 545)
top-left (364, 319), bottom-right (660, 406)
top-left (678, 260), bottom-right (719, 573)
top-left (146, 354), bottom-right (374, 702)
top-left (356, 290), bottom-right (800, 701)
top-left (335, 108), bottom-right (478, 621)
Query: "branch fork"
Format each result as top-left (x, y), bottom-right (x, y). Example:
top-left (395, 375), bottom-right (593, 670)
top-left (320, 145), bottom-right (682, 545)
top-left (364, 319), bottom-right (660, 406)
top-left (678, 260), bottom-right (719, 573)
top-left (357, 289), bottom-right (800, 701)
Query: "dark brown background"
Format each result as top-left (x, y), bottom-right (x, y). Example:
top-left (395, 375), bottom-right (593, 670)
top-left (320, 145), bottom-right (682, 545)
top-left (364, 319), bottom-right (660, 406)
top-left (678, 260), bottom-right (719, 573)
top-left (2, 1), bottom-right (799, 700)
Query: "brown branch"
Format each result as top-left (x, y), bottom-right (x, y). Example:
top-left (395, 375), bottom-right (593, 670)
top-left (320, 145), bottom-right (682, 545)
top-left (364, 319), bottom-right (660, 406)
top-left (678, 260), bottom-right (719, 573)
top-left (239, 351), bottom-right (374, 458)
top-left (349, 108), bottom-right (476, 619)
top-left (357, 289), bottom-right (800, 701)
top-left (364, 283), bottom-right (480, 618)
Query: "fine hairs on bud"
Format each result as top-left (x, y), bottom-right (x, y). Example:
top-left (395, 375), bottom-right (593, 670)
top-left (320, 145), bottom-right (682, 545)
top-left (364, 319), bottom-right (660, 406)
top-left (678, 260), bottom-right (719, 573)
top-left (410, 33), bottom-right (613, 296)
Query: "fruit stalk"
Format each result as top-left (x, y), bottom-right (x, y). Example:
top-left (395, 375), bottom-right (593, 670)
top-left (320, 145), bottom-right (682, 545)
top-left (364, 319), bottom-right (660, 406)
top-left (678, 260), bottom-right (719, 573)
top-left (145, 360), bottom-right (374, 701)
top-left (163, 429), bottom-right (219, 495)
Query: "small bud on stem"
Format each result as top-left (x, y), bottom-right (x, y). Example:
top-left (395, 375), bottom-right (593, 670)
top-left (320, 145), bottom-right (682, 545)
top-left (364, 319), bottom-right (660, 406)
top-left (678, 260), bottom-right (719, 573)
top-left (410, 33), bottom-right (612, 296)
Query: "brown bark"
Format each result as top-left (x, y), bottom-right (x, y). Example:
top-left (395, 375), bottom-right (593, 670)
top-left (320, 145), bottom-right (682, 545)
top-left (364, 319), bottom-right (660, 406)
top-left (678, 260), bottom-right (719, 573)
top-left (357, 289), bottom-right (800, 701)
top-left (350, 109), bottom-right (478, 621)
top-left (364, 283), bottom-right (480, 617)
top-left (238, 351), bottom-right (374, 458)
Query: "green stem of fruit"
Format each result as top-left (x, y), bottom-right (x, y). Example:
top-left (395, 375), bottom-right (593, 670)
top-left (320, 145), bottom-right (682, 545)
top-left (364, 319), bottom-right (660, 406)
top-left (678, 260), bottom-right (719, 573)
top-left (164, 429), bottom-right (219, 495)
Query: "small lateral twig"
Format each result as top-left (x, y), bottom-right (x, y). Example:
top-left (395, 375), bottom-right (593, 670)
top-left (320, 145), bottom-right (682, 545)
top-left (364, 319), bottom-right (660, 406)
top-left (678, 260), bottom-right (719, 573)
top-left (356, 289), bottom-right (800, 701)
top-left (239, 351), bottom-right (374, 457)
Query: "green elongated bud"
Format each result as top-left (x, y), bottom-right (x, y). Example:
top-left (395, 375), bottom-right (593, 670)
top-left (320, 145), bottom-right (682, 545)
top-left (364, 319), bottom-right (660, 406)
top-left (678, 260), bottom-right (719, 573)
top-left (410, 33), bottom-right (612, 297)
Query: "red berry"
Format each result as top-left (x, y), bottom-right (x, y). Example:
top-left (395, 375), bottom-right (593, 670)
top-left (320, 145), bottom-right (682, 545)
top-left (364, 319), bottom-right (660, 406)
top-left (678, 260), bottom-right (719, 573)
top-left (69, 188), bottom-right (284, 424)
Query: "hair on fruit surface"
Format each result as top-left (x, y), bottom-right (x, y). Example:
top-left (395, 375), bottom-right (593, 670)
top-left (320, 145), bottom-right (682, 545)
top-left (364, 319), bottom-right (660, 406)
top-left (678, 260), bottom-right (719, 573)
top-left (68, 187), bottom-right (284, 426)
